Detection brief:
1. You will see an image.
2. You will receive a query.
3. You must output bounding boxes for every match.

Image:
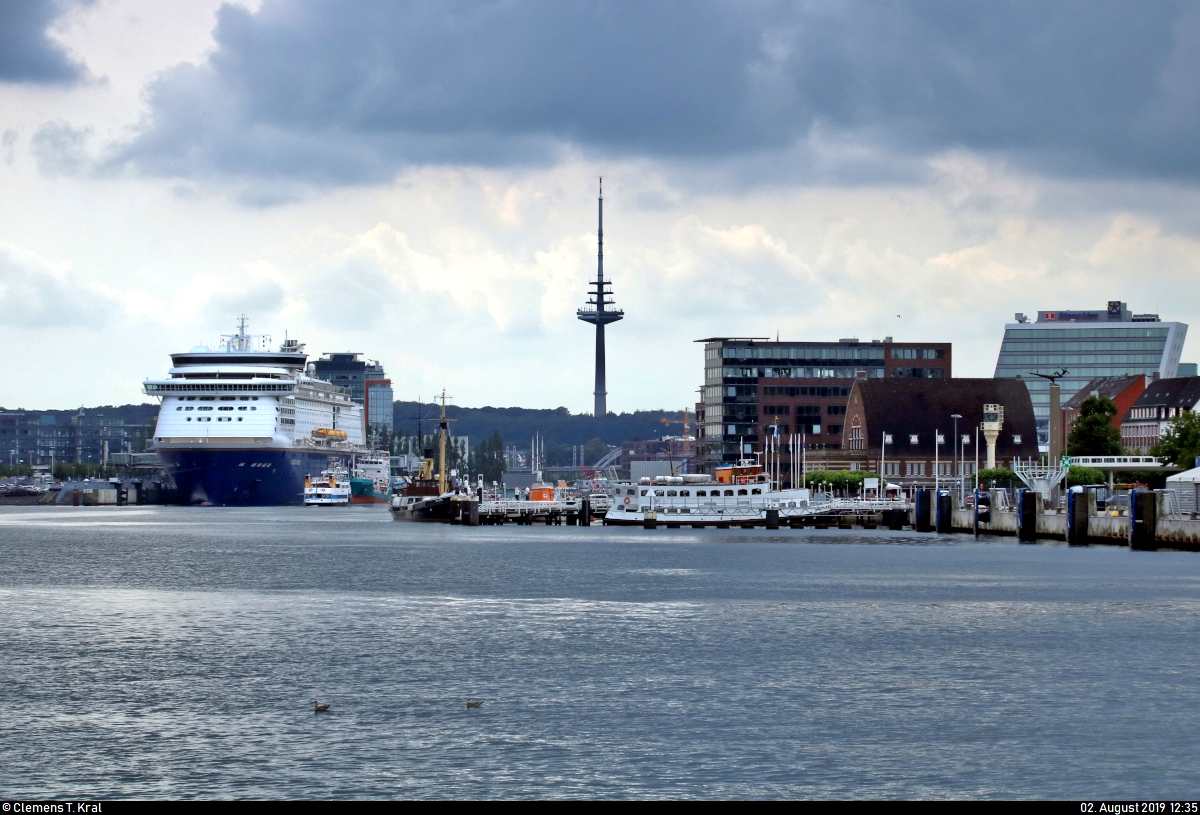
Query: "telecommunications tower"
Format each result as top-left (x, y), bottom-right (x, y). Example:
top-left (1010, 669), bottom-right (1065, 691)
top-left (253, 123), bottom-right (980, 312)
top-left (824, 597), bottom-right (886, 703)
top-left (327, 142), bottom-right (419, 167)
top-left (576, 178), bottom-right (623, 418)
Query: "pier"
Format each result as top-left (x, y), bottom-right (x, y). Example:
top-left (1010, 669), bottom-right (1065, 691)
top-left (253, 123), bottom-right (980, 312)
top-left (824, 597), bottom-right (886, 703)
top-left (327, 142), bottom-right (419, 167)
top-left (447, 497), bottom-right (594, 526)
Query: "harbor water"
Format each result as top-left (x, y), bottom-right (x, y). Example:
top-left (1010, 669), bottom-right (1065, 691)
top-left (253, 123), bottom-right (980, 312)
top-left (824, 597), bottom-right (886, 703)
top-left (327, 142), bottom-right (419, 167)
top-left (2, 506), bottom-right (1199, 799)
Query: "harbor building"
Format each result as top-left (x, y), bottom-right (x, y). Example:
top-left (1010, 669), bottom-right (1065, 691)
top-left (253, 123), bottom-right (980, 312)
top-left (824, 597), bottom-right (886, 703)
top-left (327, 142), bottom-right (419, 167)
top-left (696, 336), bottom-right (952, 469)
top-left (312, 353), bottom-right (389, 407)
top-left (1060, 375), bottom-right (1150, 453)
top-left (1120, 376), bottom-right (1200, 453)
top-left (0, 410), bottom-right (150, 467)
top-left (994, 302), bottom-right (1188, 449)
top-left (841, 377), bottom-right (1040, 482)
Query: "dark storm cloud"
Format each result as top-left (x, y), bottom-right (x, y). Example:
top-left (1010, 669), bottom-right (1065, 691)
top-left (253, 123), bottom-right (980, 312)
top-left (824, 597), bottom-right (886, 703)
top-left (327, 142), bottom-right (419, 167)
top-left (115, 0), bottom-right (1200, 184)
top-left (0, 0), bottom-right (88, 84)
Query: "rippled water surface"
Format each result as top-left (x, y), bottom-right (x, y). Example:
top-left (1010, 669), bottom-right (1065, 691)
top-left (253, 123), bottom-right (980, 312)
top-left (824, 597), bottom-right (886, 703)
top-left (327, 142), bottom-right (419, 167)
top-left (2, 505), bottom-right (1199, 799)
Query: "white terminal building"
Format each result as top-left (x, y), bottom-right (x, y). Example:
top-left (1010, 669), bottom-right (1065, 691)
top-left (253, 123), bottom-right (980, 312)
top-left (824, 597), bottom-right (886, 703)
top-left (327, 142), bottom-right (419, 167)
top-left (993, 301), bottom-right (1189, 450)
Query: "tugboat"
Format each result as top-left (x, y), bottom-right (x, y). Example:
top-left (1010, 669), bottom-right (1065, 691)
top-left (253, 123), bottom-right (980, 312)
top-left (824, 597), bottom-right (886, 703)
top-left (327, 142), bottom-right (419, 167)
top-left (389, 390), bottom-right (458, 522)
top-left (303, 465), bottom-right (351, 505)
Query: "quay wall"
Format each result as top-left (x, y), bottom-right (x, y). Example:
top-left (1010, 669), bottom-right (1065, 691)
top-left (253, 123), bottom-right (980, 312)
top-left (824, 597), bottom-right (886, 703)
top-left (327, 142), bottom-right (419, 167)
top-left (943, 505), bottom-right (1200, 547)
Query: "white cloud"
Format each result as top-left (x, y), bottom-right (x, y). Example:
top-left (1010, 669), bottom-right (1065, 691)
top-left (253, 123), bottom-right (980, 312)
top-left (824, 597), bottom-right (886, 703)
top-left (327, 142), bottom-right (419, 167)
top-left (0, 241), bottom-right (118, 328)
top-left (1, 1), bottom-right (1200, 412)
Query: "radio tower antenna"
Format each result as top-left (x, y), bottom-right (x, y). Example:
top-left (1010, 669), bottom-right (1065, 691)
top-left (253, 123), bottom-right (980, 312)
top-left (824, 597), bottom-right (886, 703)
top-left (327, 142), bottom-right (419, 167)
top-left (576, 177), bottom-right (624, 418)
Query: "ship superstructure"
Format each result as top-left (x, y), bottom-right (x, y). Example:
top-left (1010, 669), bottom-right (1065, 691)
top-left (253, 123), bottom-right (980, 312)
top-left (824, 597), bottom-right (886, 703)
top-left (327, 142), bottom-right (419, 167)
top-left (144, 318), bottom-right (367, 505)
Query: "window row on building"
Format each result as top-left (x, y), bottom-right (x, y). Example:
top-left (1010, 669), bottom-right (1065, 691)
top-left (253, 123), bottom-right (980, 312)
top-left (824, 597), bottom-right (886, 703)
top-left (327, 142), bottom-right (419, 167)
top-left (999, 341), bottom-right (1168, 353)
top-left (716, 346), bottom-right (888, 361)
top-left (718, 366), bottom-right (886, 380)
top-left (998, 353), bottom-right (1165, 366)
top-left (999, 327), bottom-right (1170, 340)
top-left (762, 405), bottom-right (844, 416)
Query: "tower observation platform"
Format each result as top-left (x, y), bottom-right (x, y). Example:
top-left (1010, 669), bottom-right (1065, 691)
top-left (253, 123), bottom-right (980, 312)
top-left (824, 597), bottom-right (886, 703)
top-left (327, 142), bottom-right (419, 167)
top-left (577, 178), bottom-right (623, 418)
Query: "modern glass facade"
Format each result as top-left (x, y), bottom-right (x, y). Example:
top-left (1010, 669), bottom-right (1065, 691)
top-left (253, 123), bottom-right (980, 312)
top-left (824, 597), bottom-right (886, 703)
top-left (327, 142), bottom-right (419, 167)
top-left (366, 380), bottom-right (394, 431)
top-left (993, 303), bottom-right (1187, 448)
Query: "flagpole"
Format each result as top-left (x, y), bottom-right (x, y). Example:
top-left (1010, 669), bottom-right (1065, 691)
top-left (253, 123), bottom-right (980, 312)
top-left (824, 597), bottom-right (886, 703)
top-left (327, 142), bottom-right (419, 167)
top-left (802, 429), bottom-right (807, 488)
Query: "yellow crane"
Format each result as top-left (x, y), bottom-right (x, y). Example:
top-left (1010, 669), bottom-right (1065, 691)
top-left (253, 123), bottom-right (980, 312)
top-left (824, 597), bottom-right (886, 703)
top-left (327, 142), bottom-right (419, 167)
top-left (659, 408), bottom-right (695, 457)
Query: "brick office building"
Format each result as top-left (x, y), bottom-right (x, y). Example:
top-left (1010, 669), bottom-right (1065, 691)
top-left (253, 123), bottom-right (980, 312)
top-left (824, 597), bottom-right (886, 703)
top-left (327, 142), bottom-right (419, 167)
top-left (696, 336), bottom-right (952, 470)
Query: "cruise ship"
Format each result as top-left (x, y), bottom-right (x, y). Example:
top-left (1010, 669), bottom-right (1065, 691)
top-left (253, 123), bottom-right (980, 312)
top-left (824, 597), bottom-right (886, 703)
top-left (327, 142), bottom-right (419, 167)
top-left (144, 319), bottom-right (367, 505)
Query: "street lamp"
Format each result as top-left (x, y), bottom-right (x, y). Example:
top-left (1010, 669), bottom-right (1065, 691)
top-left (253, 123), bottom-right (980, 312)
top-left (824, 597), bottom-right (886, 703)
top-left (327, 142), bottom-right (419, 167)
top-left (880, 431), bottom-right (893, 483)
top-left (951, 414), bottom-right (962, 505)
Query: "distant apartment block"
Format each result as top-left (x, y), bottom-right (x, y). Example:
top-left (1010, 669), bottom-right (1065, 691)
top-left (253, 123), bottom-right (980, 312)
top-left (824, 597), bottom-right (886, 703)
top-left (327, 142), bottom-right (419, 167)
top-left (0, 411), bottom-right (150, 466)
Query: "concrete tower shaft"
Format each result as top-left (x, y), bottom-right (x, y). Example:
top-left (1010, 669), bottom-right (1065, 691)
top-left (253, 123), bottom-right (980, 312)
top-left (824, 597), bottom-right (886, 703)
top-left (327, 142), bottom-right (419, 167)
top-left (576, 178), bottom-right (623, 417)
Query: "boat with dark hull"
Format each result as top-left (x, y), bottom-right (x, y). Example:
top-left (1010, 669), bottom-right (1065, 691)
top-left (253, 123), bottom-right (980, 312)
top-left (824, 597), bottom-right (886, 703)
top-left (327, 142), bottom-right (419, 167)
top-left (144, 319), bottom-right (368, 506)
top-left (390, 391), bottom-right (461, 522)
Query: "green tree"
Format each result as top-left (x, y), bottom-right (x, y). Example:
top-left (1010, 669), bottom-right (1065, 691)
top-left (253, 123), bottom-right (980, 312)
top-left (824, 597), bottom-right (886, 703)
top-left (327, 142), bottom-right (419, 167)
top-left (803, 469), bottom-right (880, 495)
top-left (1066, 396), bottom-right (1122, 456)
top-left (1065, 466), bottom-right (1107, 486)
top-left (1150, 410), bottom-right (1200, 468)
top-left (977, 466), bottom-right (1019, 487)
top-left (469, 431), bottom-right (507, 485)
top-left (583, 437), bottom-right (610, 466)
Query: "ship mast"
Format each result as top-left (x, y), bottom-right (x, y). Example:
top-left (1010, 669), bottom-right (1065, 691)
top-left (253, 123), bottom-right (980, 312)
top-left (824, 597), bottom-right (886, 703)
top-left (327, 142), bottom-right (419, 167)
top-left (438, 389), bottom-right (451, 494)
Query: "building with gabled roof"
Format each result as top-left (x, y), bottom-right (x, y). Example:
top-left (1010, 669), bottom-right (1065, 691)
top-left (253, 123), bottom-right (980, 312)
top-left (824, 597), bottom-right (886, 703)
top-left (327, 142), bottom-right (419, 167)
top-left (1061, 375), bottom-right (1151, 453)
top-left (842, 377), bottom-right (1039, 482)
top-left (1121, 377), bottom-right (1200, 453)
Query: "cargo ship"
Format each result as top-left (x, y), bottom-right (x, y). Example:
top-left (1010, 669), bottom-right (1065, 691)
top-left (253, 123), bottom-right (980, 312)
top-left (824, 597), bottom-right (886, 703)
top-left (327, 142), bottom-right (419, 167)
top-left (143, 319), bottom-right (367, 505)
top-left (350, 455), bottom-right (391, 504)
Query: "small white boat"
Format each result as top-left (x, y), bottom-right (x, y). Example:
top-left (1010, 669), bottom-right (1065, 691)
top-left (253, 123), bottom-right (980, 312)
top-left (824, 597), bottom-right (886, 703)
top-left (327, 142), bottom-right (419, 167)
top-left (303, 467), bottom-right (350, 505)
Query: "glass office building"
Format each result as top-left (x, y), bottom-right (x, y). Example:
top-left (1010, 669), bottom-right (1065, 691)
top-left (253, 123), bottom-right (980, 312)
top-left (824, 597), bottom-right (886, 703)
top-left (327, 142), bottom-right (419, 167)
top-left (994, 301), bottom-right (1187, 448)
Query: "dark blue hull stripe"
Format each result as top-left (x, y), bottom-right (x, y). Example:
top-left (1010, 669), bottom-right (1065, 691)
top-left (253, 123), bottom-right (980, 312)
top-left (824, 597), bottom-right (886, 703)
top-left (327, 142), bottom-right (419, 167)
top-left (160, 448), bottom-right (353, 506)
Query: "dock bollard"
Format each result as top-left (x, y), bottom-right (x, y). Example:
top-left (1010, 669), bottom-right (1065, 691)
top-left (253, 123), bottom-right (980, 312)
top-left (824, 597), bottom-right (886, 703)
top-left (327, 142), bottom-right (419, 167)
top-left (643, 510), bottom-right (657, 530)
top-left (1129, 490), bottom-right (1159, 551)
top-left (1017, 489), bottom-right (1038, 542)
top-left (935, 492), bottom-right (952, 533)
top-left (887, 508), bottom-right (904, 531)
top-left (1066, 490), bottom-right (1089, 546)
top-left (765, 509), bottom-right (780, 530)
top-left (581, 499), bottom-right (591, 526)
top-left (468, 500), bottom-right (480, 527)
top-left (915, 489), bottom-right (934, 532)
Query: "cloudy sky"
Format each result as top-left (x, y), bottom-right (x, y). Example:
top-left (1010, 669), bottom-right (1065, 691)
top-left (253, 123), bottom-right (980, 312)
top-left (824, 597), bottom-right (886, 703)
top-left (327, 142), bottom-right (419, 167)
top-left (2, 0), bottom-right (1199, 412)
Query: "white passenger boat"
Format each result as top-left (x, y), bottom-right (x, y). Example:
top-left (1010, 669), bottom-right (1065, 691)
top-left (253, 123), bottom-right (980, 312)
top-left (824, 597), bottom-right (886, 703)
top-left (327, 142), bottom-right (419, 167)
top-left (604, 461), bottom-right (805, 526)
top-left (303, 467), bottom-right (351, 505)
